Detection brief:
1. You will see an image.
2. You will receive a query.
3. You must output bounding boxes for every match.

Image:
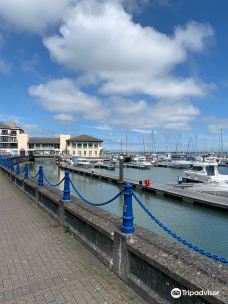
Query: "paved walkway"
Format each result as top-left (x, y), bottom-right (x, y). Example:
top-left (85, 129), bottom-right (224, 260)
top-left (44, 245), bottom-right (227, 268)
top-left (0, 173), bottom-right (148, 304)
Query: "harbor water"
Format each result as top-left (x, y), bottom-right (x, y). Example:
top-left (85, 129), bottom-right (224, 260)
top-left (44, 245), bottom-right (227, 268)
top-left (29, 159), bottom-right (228, 259)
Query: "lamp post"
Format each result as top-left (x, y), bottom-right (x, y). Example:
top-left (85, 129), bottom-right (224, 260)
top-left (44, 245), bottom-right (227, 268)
top-left (119, 155), bottom-right (124, 183)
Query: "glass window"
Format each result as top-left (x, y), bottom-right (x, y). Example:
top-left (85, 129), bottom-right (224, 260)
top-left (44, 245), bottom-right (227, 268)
top-left (84, 151), bottom-right (87, 155)
top-left (206, 166), bottom-right (215, 176)
top-left (77, 143), bottom-right (82, 148)
top-left (88, 142), bottom-right (93, 148)
top-left (94, 142), bottom-right (98, 148)
top-left (83, 143), bottom-right (87, 148)
top-left (78, 151), bottom-right (81, 155)
top-left (89, 151), bottom-right (92, 155)
top-left (94, 151), bottom-right (97, 155)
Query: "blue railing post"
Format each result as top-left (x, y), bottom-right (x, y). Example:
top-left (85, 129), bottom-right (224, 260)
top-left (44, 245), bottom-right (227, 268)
top-left (7, 159), bottom-right (11, 170)
top-left (121, 182), bottom-right (135, 233)
top-left (16, 162), bottom-right (20, 175)
top-left (63, 171), bottom-right (71, 201)
top-left (24, 164), bottom-right (29, 180)
top-left (11, 161), bottom-right (14, 172)
top-left (38, 166), bottom-right (44, 187)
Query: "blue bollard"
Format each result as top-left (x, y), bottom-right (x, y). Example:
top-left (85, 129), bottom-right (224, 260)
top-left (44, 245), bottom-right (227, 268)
top-left (121, 182), bottom-right (135, 233)
top-left (16, 162), bottom-right (20, 175)
top-left (38, 166), bottom-right (44, 187)
top-left (24, 164), bottom-right (29, 180)
top-left (63, 171), bottom-right (71, 201)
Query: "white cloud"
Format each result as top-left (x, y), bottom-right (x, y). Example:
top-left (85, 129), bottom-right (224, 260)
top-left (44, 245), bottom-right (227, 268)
top-left (208, 118), bottom-right (228, 133)
top-left (29, 78), bottom-right (108, 121)
top-left (44, 0), bottom-right (213, 99)
top-left (0, 59), bottom-right (11, 74)
top-left (54, 113), bottom-right (75, 124)
top-left (29, 78), bottom-right (200, 131)
top-left (0, 0), bottom-right (74, 33)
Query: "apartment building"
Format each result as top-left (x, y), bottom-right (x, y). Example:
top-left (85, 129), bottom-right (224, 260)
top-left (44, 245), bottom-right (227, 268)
top-left (0, 122), bottom-right (25, 155)
top-left (66, 135), bottom-right (103, 157)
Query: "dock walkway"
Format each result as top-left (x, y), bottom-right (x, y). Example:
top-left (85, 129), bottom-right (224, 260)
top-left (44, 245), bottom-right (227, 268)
top-left (59, 163), bottom-right (228, 210)
top-left (0, 173), bottom-right (148, 304)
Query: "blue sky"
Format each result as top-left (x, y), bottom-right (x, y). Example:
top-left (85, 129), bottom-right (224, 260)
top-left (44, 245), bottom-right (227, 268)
top-left (0, 0), bottom-right (228, 152)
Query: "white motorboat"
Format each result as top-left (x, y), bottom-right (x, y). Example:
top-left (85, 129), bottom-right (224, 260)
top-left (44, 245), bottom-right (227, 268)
top-left (74, 158), bottom-right (91, 168)
top-left (132, 155), bottom-right (151, 168)
top-left (184, 162), bottom-right (228, 183)
top-left (191, 181), bottom-right (228, 197)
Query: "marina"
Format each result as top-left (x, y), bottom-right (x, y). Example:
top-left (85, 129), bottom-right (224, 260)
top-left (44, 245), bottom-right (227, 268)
top-left (27, 158), bottom-right (228, 259)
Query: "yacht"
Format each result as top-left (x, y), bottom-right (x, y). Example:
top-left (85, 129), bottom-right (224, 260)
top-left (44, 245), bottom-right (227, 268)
top-left (191, 181), bottom-right (228, 197)
top-left (184, 162), bottom-right (228, 183)
top-left (74, 158), bottom-right (91, 168)
top-left (168, 155), bottom-right (195, 169)
top-left (132, 155), bottom-right (151, 168)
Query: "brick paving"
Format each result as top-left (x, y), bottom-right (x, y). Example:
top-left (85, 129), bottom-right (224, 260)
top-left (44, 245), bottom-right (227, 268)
top-left (0, 173), bottom-right (148, 304)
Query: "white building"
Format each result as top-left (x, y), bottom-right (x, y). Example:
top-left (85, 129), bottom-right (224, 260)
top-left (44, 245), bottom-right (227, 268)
top-left (0, 122), bottom-right (25, 155)
top-left (66, 135), bottom-right (103, 157)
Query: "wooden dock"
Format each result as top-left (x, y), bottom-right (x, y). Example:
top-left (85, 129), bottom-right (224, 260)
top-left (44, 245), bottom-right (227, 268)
top-left (59, 163), bottom-right (228, 210)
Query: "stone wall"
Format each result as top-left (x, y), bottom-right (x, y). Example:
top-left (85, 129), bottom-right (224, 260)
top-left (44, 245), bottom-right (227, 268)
top-left (0, 164), bottom-right (227, 304)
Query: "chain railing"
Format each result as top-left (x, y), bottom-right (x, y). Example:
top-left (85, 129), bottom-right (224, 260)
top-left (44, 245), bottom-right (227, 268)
top-left (0, 156), bottom-right (227, 264)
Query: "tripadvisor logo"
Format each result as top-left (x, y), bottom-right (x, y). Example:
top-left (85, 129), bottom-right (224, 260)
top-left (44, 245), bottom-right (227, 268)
top-left (171, 288), bottom-right (182, 298)
top-left (171, 288), bottom-right (219, 298)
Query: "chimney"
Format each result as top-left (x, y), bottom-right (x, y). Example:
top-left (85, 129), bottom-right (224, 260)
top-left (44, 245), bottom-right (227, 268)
top-left (8, 121), bottom-right (17, 128)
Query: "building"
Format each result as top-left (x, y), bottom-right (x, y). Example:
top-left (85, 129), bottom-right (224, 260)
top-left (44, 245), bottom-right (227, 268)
top-left (0, 122), bottom-right (103, 157)
top-left (0, 122), bottom-right (25, 155)
top-left (66, 135), bottom-right (103, 157)
top-left (27, 135), bottom-right (70, 155)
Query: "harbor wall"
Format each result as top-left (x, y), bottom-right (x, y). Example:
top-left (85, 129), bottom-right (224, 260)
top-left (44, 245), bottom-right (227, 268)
top-left (0, 164), bottom-right (227, 304)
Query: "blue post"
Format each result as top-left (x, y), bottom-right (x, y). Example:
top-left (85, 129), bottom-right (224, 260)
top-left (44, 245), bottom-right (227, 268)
top-left (11, 161), bottom-right (14, 172)
top-left (121, 182), bottom-right (135, 233)
top-left (38, 166), bottom-right (44, 187)
top-left (63, 171), bottom-right (71, 201)
top-left (24, 164), bottom-right (29, 180)
top-left (16, 162), bottom-right (20, 175)
top-left (7, 159), bottom-right (11, 170)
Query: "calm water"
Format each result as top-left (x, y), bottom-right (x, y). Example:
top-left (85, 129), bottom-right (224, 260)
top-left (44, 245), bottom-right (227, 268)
top-left (29, 159), bottom-right (228, 258)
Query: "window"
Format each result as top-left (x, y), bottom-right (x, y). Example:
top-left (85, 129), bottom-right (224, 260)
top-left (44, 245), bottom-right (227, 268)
top-left (78, 151), bottom-right (81, 156)
top-left (1, 136), bottom-right (9, 142)
top-left (89, 151), bottom-right (92, 156)
top-left (88, 142), bottom-right (93, 148)
top-left (83, 143), bottom-right (87, 148)
top-left (77, 143), bottom-right (82, 148)
top-left (84, 151), bottom-right (87, 155)
top-left (94, 143), bottom-right (98, 148)
top-left (94, 151), bottom-right (97, 155)
top-left (1, 130), bottom-right (8, 135)
top-left (73, 150), bottom-right (75, 155)
top-left (206, 166), bottom-right (215, 176)
top-left (72, 142), bottom-right (76, 148)
top-left (11, 131), bottom-right (17, 136)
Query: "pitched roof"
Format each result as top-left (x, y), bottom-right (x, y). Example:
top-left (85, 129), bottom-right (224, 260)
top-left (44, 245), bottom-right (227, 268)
top-left (67, 134), bottom-right (103, 142)
top-left (28, 137), bottom-right (60, 144)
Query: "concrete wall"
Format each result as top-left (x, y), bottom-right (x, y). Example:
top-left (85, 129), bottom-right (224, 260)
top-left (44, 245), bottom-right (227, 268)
top-left (17, 133), bottom-right (29, 152)
top-left (60, 134), bottom-right (70, 154)
top-left (0, 164), bottom-right (227, 304)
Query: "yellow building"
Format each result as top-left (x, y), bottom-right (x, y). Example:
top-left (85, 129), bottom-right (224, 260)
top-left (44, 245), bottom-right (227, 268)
top-left (66, 135), bottom-right (103, 158)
